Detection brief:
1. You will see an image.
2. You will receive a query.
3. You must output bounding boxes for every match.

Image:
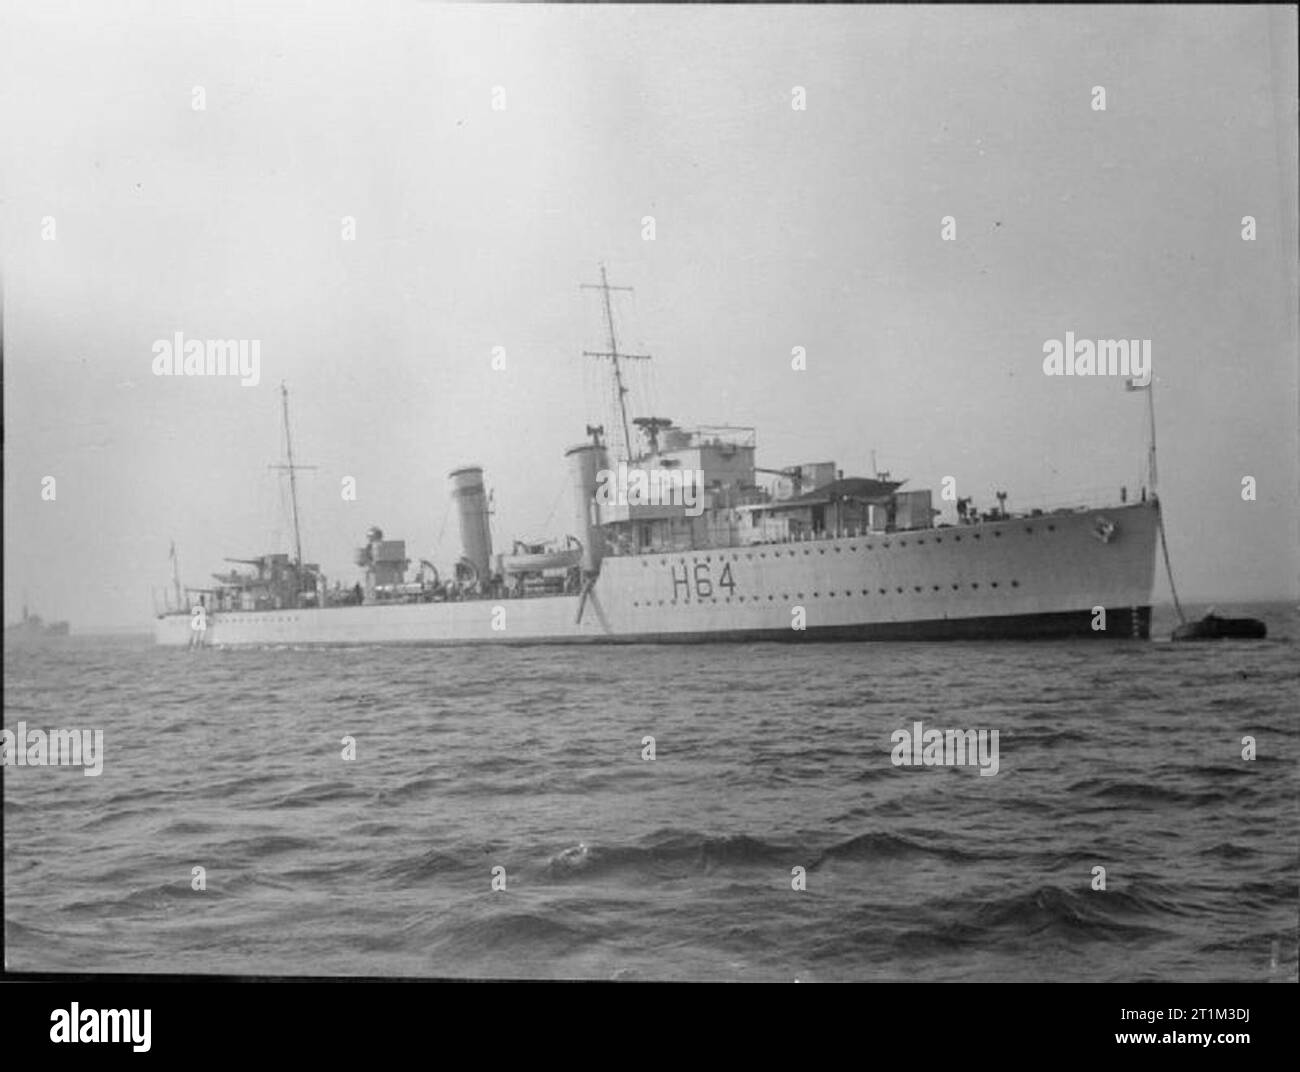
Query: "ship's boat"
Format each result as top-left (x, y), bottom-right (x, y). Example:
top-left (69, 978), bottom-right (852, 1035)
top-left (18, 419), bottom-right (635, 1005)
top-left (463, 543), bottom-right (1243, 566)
top-left (502, 537), bottom-right (582, 574)
top-left (1172, 610), bottom-right (1267, 641)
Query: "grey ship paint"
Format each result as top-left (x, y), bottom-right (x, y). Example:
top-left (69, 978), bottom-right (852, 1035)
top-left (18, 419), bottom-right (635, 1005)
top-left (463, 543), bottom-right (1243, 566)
top-left (156, 272), bottom-right (1157, 648)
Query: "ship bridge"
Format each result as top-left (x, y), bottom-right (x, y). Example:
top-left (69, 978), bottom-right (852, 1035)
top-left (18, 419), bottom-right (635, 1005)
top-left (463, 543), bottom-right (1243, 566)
top-left (629, 424), bottom-right (757, 501)
top-left (593, 419), bottom-right (931, 554)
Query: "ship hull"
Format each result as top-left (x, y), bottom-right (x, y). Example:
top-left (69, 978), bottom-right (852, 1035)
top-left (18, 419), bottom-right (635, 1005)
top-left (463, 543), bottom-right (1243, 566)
top-left (155, 501), bottom-right (1158, 647)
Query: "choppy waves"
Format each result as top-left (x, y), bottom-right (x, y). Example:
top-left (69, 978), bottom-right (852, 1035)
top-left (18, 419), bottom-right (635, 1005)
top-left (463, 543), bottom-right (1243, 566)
top-left (4, 604), bottom-right (1297, 980)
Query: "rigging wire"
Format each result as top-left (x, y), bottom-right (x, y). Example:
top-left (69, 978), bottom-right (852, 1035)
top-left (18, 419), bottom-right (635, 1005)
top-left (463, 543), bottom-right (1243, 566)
top-left (539, 477), bottom-right (568, 533)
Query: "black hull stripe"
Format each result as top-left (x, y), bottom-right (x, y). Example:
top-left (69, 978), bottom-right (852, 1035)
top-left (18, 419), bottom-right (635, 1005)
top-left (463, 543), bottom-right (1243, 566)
top-left (521, 607), bottom-right (1153, 644)
top-left (191, 607), bottom-right (1152, 646)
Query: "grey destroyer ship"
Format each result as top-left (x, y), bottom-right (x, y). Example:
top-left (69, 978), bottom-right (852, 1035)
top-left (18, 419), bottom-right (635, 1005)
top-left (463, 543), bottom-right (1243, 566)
top-left (155, 271), bottom-right (1158, 647)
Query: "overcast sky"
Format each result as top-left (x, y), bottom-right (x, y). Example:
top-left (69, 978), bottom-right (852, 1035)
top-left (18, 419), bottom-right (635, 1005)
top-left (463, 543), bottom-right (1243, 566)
top-left (2, 2), bottom-right (1297, 630)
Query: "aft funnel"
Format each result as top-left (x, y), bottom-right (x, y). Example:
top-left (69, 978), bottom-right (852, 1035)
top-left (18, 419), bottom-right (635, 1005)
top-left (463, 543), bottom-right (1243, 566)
top-left (448, 466), bottom-right (493, 581)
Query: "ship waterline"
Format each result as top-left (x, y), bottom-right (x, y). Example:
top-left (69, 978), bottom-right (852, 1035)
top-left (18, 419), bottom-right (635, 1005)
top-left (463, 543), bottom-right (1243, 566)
top-left (155, 500), bottom-right (1158, 647)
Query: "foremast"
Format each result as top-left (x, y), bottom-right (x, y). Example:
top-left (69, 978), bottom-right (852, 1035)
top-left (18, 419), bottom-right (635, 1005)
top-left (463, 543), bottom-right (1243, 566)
top-left (582, 265), bottom-right (650, 462)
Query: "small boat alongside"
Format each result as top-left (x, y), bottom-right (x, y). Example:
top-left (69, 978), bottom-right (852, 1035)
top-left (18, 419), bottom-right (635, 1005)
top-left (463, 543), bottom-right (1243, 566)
top-left (1171, 609), bottom-right (1267, 641)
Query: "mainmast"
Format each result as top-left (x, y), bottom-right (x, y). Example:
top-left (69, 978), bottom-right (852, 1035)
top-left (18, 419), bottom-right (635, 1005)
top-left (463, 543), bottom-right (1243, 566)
top-left (582, 265), bottom-right (650, 461)
top-left (269, 382), bottom-right (315, 571)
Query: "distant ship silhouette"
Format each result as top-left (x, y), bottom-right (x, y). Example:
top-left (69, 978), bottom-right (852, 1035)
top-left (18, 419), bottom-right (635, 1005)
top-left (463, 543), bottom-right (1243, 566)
top-left (5, 603), bottom-right (70, 640)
